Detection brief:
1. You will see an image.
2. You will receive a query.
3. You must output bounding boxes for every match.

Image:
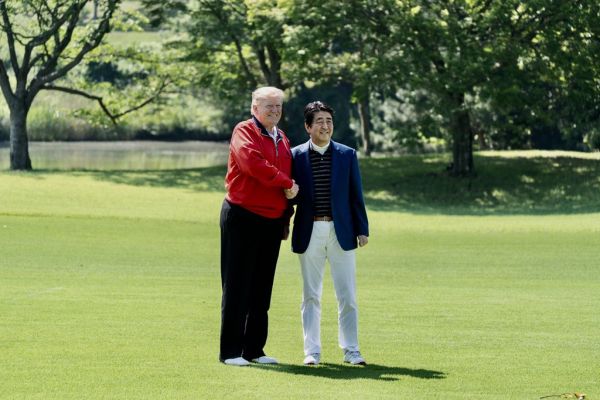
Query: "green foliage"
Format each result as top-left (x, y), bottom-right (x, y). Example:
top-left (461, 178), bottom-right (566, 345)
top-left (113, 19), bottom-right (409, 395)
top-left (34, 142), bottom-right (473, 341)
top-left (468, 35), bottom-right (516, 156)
top-left (72, 0), bottom-right (600, 160)
top-left (140, 0), bottom-right (187, 28)
top-left (4, 0), bottom-right (600, 159)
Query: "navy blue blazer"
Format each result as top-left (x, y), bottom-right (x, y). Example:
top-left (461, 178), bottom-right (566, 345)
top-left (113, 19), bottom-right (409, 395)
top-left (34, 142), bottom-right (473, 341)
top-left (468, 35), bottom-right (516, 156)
top-left (291, 140), bottom-right (369, 253)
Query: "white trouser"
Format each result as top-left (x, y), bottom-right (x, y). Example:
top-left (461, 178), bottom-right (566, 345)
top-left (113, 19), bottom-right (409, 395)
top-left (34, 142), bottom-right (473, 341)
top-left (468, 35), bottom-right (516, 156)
top-left (299, 221), bottom-right (359, 355)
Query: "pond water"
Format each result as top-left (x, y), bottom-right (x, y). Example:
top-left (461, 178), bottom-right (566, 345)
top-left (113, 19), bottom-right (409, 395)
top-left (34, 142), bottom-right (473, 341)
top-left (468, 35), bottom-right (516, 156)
top-left (0, 141), bottom-right (230, 170)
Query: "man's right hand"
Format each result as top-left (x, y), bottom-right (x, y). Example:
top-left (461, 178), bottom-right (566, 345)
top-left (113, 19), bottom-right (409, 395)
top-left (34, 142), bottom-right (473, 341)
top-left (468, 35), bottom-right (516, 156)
top-left (284, 181), bottom-right (299, 199)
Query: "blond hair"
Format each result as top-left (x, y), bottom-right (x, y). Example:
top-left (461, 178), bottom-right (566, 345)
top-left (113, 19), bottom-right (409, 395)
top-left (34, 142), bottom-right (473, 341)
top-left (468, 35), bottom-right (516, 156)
top-left (251, 86), bottom-right (284, 113)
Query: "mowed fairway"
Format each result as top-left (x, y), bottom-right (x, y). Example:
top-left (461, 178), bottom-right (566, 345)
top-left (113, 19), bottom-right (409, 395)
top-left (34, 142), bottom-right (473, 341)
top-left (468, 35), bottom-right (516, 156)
top-left (1, 155), bottom-right (599, 399)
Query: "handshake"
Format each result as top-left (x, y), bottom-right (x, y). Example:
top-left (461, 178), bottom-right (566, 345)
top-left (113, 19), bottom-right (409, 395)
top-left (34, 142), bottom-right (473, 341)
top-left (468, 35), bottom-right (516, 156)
top-left (284, 180), bottom-right (299, 199)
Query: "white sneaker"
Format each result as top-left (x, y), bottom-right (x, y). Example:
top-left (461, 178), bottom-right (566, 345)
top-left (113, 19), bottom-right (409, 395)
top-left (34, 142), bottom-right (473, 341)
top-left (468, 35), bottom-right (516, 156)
top-left (303, 353), bottom-right (320, 365)
top-left (252, 355), bottom-right (278, 364)
top-left (224, 357), bottom-right (250, 366)
top-left (343, 350), bottom-right (366, 365)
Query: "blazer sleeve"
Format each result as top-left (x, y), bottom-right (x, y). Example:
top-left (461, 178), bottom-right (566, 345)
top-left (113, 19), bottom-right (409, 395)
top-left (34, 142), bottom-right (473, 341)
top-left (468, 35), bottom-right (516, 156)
top-left (349, 151), bottom-right (369, 236)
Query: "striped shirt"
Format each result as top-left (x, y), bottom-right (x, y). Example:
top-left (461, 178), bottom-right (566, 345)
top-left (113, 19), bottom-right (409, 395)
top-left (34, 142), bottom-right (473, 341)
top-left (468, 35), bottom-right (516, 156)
top-left (309, 145), bottom-right (332, 218)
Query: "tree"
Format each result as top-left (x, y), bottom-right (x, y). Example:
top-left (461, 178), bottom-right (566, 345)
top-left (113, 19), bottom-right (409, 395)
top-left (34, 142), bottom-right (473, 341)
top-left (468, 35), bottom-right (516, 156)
top-left (145, 0), bottom-right (401, 151)
top-left (0, 0), bottom-right (119, 170)
top-left (146, 0), bottom-right (292, 129)
top-left (283, 0), bottom-right (401, 156)
top-left (141, 0), bottom-right (600, 167)
top-left (392, 0), bottom-right (600, 175)
top-left (486, 1), bottom-right (600, 151)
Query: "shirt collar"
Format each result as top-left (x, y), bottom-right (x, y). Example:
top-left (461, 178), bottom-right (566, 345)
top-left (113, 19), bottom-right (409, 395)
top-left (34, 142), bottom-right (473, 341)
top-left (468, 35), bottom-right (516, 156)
top-left (309, 140), bottom-right (331, 155)
top-left (252, 115), bottom-right (279, 138)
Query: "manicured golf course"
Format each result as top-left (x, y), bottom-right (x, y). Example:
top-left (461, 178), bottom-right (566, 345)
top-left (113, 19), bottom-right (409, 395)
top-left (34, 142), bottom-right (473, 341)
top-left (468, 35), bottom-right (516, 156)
top-left (1, 152), bottom-right (599, 399)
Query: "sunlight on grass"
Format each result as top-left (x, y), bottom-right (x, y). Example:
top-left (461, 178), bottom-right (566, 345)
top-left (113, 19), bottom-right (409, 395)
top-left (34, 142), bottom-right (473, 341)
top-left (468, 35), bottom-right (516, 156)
top-left (106, 31), bottom-right (168, 46)
top-left (479, 150), bottom-right (600, 160)
top-left (361, 151), bottom-right (600, 214)
top-left (1, 167), bottom-right (599, 399)
top-left (364, 190), bottom-right (397, 201)
top-left (520, 175), bottom-right (535, 183)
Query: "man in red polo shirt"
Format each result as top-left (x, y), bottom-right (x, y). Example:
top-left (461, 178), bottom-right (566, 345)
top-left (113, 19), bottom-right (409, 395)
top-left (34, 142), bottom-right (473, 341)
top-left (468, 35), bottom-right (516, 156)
top-left (219, 86), bottom-right (298, 366)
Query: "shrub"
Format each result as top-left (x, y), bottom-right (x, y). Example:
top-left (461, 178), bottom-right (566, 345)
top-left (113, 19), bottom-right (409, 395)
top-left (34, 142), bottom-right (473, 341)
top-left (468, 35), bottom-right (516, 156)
top-left (584, 129), bottom-right (600, 151)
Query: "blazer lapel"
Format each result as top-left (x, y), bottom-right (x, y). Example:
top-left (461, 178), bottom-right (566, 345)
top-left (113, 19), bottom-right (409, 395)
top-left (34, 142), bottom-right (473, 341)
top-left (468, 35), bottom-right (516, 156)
top-left (330, 141), bottom-right (340, 194)
top-left (301, 141), bottom-right (315, 201)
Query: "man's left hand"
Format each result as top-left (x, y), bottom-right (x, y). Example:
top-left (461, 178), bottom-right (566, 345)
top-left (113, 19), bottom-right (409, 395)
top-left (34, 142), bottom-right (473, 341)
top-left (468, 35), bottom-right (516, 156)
top-left (358, 235), bottom-right (368, 247)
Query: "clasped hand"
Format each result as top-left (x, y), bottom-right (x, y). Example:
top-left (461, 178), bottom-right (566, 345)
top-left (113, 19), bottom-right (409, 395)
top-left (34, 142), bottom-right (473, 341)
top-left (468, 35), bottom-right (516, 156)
top-left (284, 180), bottom-right (299, 199)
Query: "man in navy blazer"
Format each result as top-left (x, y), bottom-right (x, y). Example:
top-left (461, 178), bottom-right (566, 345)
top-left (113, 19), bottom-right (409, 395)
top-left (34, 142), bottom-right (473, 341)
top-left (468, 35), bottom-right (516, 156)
top-left (290, 101), bottom-right (369, 366)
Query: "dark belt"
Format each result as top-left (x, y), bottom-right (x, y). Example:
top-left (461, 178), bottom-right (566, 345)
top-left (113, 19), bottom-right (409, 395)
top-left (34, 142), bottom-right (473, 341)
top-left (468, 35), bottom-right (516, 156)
top-left (313, 216), bottom-right (333, 222)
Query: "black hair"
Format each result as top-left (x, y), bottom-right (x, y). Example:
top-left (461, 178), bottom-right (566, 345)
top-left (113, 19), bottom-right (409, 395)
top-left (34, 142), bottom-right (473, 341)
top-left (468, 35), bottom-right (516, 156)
top-left (303, 101), bottom-right (334, 128)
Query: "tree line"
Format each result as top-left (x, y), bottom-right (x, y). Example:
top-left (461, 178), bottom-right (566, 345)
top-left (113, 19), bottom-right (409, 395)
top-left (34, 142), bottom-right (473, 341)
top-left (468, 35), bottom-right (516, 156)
top-left (1, 0), bottom-right (599, 173)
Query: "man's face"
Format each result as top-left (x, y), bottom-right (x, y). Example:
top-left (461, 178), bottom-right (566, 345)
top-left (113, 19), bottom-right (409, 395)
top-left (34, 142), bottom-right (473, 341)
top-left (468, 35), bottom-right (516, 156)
top-left (253, 95), bottom-right (283, 129)
top-left (306, 111), bottom-right (333, 147)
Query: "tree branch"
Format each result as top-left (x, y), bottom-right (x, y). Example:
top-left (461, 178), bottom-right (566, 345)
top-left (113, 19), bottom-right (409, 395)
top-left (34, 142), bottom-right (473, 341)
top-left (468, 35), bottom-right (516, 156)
top-left (27, 2), bottom-right (82, 48)
top-left (31, 3), bottom-right (87, 85)
top-left (112, 78), bottom-right (171, 120)
top-left (232, 36), bottom-right (258, 87)
top-left (29, 2), bottom-right (117, 99)
top-left (254, 42), bottom-right (272, 85)
top-left (202, 0), bottom-right (258, 87)
top-left (42, 79), bottom-right (172, 126)
top-left (266, 44), bottom-right (283, 88)
top-left (0, 58), bottom-right (15, 105)
top-left (43, 84), bottom-right (118, 125)
top-left (0, 1), bottom-right (22, 76)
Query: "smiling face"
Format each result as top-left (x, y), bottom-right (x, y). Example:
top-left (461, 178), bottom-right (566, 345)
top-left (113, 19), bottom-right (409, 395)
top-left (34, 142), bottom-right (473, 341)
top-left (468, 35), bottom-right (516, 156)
top-left (306, 111), bottom-right (333, 147)
top-left (252, 93), bottom-right (283, 131)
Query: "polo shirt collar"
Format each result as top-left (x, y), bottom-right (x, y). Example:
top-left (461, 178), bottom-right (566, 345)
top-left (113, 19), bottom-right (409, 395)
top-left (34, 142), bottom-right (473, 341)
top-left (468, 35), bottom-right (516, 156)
top-left (252, 115), bottom-right (280, 138)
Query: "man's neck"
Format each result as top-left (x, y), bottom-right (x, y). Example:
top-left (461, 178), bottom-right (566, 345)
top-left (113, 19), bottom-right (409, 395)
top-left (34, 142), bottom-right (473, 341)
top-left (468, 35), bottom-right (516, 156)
top-left (253, 115), bottom-right (276, 134)
top-left (310, 140), bottom-right (330, 154)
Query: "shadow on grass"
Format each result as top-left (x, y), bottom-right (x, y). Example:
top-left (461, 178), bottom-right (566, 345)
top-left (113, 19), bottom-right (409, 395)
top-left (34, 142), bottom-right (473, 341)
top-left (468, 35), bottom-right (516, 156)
top-left (252, 362), bottom-right (445, 381)
top-left (32, 152), bottom-right (600, 215)
top-left (360, 154), bottom-right (600, 215)
top-left (84, 165), bottom-right (228, 192)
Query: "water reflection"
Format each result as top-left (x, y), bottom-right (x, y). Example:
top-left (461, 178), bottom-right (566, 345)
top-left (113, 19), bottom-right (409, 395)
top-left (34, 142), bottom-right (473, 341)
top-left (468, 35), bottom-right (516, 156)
top-left (0, 141), bottom-right (229, 170)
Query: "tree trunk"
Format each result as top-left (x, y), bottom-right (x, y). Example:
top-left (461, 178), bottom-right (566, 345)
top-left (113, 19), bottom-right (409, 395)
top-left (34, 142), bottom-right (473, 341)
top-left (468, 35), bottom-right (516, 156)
top-left (278, 108), bottom-right (289, 135)
top-left (449, 94), bottom-right (473, 176)
top-left (9, 104), bottom-right (32, 170)
top-left (357, 96), bottom-right (372, 156)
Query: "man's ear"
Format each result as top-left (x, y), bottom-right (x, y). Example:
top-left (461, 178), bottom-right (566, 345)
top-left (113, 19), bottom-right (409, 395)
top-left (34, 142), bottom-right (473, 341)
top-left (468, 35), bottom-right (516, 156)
top-left (305, 123), bottom-right (310, 132)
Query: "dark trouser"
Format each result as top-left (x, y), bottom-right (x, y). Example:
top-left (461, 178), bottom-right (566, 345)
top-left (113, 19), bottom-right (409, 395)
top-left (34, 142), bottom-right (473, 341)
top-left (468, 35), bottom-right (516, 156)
top-left (219, 200), bottom-right (284, 361)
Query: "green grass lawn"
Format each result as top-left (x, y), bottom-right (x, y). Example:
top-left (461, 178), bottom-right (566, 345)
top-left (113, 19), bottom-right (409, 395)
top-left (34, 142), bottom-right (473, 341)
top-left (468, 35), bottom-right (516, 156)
top-left (1, 152), bottom-right (599, 399)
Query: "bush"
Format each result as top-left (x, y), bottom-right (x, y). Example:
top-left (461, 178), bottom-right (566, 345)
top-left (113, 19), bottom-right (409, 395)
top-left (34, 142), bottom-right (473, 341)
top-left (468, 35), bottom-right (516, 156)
top-left (27, 108), bottom-right (128, 141)
top-left (584, 129), bottom-right (600, 151)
